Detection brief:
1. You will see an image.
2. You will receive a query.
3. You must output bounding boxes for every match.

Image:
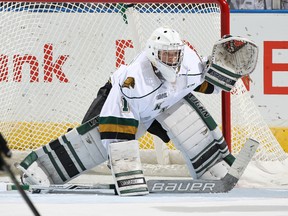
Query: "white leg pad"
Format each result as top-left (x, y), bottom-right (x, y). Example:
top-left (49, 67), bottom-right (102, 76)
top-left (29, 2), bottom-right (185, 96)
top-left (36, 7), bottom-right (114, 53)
top-left (16, 119), bottom-right (108, 185)
top-left (156, 93), bottom-right (230, 179)
top-left (109, 140), bottom-right (149, 196)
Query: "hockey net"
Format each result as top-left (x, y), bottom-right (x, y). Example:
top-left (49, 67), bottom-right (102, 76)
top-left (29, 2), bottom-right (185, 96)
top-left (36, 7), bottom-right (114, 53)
top-left (0, 0), bottom-right (287, 181)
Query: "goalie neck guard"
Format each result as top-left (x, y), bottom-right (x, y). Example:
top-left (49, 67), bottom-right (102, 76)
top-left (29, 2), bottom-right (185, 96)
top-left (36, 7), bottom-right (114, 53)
top-left (145, 27), bottom-right (184, 83)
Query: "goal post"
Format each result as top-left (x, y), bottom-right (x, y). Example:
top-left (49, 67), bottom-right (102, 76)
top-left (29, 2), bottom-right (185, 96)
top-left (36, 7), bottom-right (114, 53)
top-left (0, 0), bottom-right (287, 179)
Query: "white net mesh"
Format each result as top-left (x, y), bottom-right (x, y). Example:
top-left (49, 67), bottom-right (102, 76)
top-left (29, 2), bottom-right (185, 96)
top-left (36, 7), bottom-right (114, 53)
top-left (0, 2), bottom-right (286, 175)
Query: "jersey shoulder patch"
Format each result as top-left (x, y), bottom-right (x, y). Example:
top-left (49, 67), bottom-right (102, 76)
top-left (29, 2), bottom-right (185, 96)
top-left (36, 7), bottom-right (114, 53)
top-left (122, 77), bottom-right (135, 89)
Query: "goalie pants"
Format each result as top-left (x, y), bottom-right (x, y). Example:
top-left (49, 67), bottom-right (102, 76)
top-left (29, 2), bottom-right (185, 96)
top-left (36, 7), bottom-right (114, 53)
top-left (82, 81), bottom-right (112, 124)
top-left (82, 81), bottom-right (170, 143)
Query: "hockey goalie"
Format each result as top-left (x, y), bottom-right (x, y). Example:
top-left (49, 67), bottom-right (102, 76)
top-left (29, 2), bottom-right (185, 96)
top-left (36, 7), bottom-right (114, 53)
top-left (16, 27), bottom-right (258, 196)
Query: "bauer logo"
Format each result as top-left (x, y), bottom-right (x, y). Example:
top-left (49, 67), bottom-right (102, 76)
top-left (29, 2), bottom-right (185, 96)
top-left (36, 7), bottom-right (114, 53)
top-left (149, 182), bottom-right (216, 192)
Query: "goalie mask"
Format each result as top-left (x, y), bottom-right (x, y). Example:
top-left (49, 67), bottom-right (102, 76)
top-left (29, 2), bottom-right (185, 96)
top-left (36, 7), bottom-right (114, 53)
top-left (145, 27), bottom-right (184, 82)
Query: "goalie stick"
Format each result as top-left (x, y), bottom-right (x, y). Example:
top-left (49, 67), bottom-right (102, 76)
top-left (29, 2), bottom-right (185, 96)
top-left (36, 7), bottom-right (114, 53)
top-left (6, 138), bottom-right (258, 194)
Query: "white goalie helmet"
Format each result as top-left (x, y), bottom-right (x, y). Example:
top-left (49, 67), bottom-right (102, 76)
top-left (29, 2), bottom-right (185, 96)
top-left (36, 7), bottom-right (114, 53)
top-left (145, 27), bottom-right (184, 82)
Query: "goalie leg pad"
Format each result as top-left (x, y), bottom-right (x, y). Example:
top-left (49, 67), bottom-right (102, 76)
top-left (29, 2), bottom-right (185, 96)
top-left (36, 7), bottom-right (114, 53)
top-left (156, 93), bottom-right (230, 179)
top-left (16, 117), bottom-right (108, 185)
top-left (109, 140), bottom-right (149, 196)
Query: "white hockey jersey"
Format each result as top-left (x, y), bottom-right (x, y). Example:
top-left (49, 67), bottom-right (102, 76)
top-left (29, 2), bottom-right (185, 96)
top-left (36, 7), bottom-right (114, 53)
top-left (99, 45), bottom-right (215, 149)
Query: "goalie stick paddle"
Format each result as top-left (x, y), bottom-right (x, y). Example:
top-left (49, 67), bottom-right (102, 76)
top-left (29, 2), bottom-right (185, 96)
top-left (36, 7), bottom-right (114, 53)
top-left (147, 138), bottom-right (259, 193)
top-left (7, 139), bottom-right (258, 195)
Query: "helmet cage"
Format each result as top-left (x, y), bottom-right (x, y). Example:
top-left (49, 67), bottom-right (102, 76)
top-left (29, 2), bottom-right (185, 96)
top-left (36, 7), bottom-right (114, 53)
top-left (154, 44), bottom-right (184, 82)
top-left (156, 45), bottom-right (184, 67)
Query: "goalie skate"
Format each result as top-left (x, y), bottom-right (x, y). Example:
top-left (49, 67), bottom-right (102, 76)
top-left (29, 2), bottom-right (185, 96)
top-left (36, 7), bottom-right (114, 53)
top-left (16, 161), bottom-right (50, 186)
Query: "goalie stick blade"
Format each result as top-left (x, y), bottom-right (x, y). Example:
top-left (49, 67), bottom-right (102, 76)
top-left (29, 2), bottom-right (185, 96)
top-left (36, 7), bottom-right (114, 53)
top-left (6, 183), bottom-right (117, 195)
top-left (32, 184), bottom-right (117, 195)
top-left (147, 138), bottom-right (259, 194)
top-left (228, 138), bottom-right (259, 179)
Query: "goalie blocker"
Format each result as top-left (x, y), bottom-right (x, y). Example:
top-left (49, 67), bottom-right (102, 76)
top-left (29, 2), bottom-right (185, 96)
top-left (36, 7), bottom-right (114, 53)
top-left (204, 35), bottom-right (258, 92)
top-left (109, 140), bottom-right (149, 196)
